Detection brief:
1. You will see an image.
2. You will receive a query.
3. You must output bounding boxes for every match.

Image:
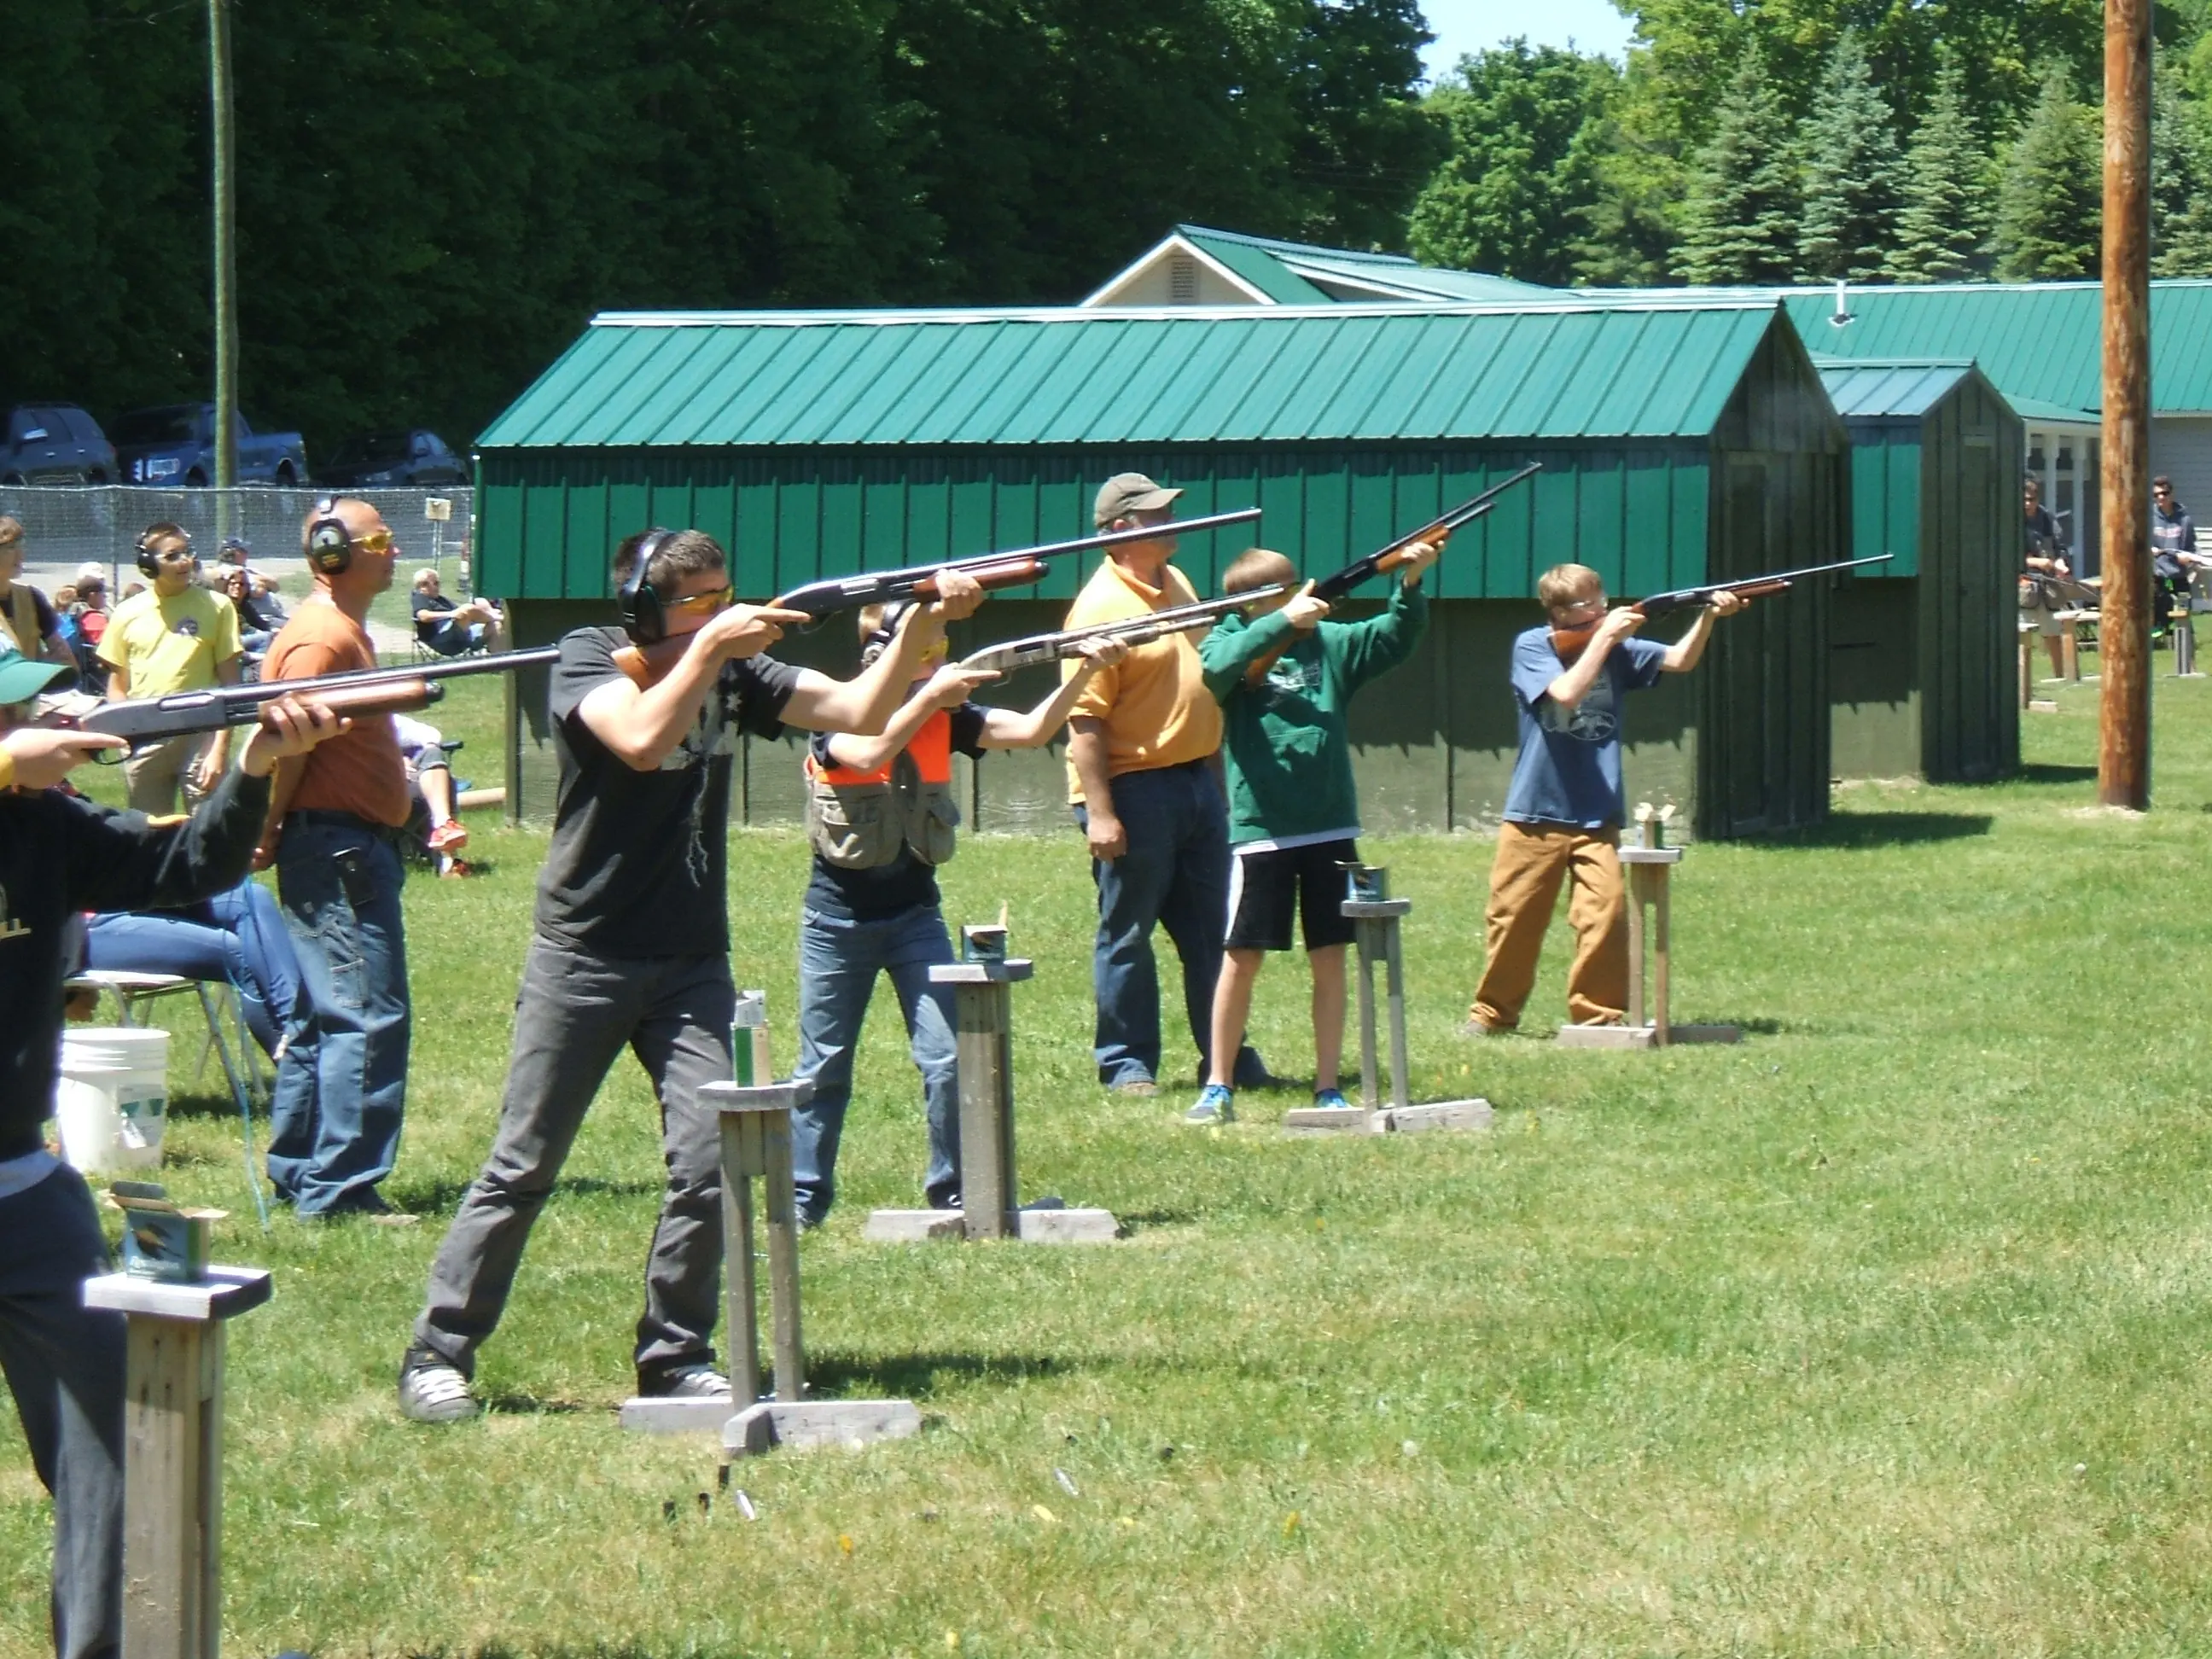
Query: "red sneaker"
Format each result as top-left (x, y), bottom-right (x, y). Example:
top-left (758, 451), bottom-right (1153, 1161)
top-left (427, 819), bottom-right (469, 854)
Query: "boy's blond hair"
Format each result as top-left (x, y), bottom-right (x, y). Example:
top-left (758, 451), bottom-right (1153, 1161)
top-left (1223, 547), bottom-right (1296, 597)
top-left (1536, 562), bottom-right (1604, 612)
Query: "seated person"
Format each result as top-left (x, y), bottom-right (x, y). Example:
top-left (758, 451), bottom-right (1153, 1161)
top-left (247, 570), bottom-right (288, 628)
top-left (394, 712), bottom-right (469, 864)
top-left (79, 878), bottom-right (302, 1061)
top-left (214, 564), bottom-right (275, 654)
top-left (411, 568), bottom-right (503, 657)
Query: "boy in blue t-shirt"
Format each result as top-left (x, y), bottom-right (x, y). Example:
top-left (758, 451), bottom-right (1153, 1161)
top-left (1467, 562), bottom-right (1742, 1033)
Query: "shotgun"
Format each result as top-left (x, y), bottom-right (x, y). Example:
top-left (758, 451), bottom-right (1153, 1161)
top-left (958, 589), bottom-right (1285, 677)
top-left (73, 647), bottom-right (560, 753)
top-left (1549, 554), bottom-right (1894, 661)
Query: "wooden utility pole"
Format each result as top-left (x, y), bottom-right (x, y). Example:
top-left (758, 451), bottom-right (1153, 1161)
top-left (208, 0), bottom-right (238, 523)
top-left (2101, 0), bottom-right (2154, 808)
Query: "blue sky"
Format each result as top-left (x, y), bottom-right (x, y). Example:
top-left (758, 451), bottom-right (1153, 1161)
top-left (1420, 0), bottom-right (1639, 81)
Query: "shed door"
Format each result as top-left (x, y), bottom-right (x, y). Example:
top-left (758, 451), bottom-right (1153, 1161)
top-left (1713, 460), bottom-right (1778, 833)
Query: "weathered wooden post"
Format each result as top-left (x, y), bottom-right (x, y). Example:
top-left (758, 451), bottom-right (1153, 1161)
top-left (2103, 0), bottom-right (2154, 808)
top-left (1557, 806), bottom-right (1739, 1051)
top-left (1284, 866), bottom-right (1491, 1136)
top-left (624, 994), bottom-right (918, 1455)
top-left (84, 1258), bottom-right (270, 1659)
top-left (867, 927), bottom-right (1118, 1243)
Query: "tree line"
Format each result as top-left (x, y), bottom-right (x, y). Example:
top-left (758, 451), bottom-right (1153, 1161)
top-left (1410, 0), bottom-right (2212, 288)
top-left (3, 0), bottom-right (1436, 456)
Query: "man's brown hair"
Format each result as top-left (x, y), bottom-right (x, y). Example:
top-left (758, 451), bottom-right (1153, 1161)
top-left (1536, 562), bottom-right (1603, 611)
top-left (0, 515), bottom-right (21, 550)
top-left (612, 527), bottom-right (725, 600)
top-left (141, 521), bottom-right (191, 556)
top-left (1223, 547), bottom-right (1295, 596)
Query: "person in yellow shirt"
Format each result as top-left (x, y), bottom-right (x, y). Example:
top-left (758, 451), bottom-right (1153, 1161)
top-left (1064, 473), bottom-right (1274, 1097)
top-left (96, 523), bottom-right (242, 813)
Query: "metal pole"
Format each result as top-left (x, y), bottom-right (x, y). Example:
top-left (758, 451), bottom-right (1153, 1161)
top-left (208, 0), bottom-right (239, 530)
top-left (2101, 0), bottom-right (2153, 808)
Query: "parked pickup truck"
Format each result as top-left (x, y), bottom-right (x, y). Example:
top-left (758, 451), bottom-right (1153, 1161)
top-left (111, 404), bottom-right (309, 486)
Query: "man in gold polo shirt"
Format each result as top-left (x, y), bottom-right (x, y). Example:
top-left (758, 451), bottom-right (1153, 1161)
top-left (1065, 473), bottom-right (1272, 1097)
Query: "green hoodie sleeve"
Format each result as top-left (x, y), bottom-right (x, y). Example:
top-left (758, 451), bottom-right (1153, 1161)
top-left (1199, 608), bottom-right (1301, 703)
top-left (1329, 578), bottom-right (1429, 696)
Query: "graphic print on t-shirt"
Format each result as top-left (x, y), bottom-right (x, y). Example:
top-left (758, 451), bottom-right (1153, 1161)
top-left (1537, 670), bottom-right (1621, 743)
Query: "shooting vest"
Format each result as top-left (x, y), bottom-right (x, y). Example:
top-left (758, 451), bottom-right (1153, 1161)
top-left (803, 709), bottom-right (961, 870)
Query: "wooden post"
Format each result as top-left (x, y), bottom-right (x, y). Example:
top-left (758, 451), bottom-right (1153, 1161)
top-left (2062, 619), bottom-right (2082, 684)
top-left (83, 1266), bottom-right (270, 1659)
top-left (1381, 919), bottom-right (1412, 1115)
top-left (1560, 810), bottom-right (1735, 1051)
top-left (2103, 0), bottom-right (2154, 808)
top-left (717, 1112), bottom-right (761, 1412)
top-left (946, 968), bottom-right (1024, 1240)
top-left (1352, 919), bottom-right (1383, 1113)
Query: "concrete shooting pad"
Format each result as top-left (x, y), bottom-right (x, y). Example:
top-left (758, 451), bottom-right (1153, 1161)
top-left (726, 1399), bottom-right (923, 1457)
top-left (1282, 1100), bottom-right (1493, 1135)
top-left (1555, 1023), bottom-right (1742, 1050)
top-left (864, 1199), bottom-right (1120, 1244)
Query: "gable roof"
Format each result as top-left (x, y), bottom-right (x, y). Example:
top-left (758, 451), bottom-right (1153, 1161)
top-left (1081, 224), bottom-right (1550, 308)
top-left (1813, 358), bottom-right (1978, 421)
top-left (478, 299), bottom-right (1790, 451)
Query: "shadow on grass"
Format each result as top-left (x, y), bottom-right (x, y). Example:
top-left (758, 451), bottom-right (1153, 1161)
top-left (805, 1349), bottom-right (1073, 1400)
top-left (482, 1394), bottom-right (592, 1417)
top-left (396, 1174), bottom-right (665, 1213)
top-left (1115, 1207), bottom-right (1201, 1231)
top-left (1751, 812), bottom-right (1994, 849)
top-left (2018, 763), bottom-right (2098, 784)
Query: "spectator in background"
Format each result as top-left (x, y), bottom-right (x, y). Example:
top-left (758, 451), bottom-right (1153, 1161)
top-left (248, 569), bottom-right (288, 628)
top-left (97, 525), bottom-right (243, 813)
top-left (2151, 475), bottom-right (2200, 637)
top-left (2021, 476), bottom-right (2071, 681)
top-left (393, 712), bottom-right (469, 869)
top-left (214, 564), bottom-right (275, 654)
top-left (71, 566), bottom-right (111, 646)
top-left (410, 568), bottom-right (503, 657)
top-left (0, 516), bottom-right (75, 669)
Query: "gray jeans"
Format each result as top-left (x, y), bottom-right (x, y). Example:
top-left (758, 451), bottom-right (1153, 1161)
top-left (0, 1165), bottom-right (124, 1659)
top-left (412, 940), bottom-right (735, 1384)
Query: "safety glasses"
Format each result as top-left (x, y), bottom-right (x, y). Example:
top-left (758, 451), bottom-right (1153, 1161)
top-left (666, 585), bottom-right (733, 617)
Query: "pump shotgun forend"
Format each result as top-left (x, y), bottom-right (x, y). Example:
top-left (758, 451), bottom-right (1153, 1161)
top-left (957, 587), bottom-right (1287, 676)
top-left (75, 646), bottom-right (561, 751)
top-left (770, 505), bottom-right (1266, 620)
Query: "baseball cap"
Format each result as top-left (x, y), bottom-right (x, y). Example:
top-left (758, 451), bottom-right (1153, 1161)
top-left (0, 644), bottom-right (76, 706)
top-left (1093, 472), bottom-right (1184, 527)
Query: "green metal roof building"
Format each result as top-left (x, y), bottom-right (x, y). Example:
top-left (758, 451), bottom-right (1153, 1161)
top-left (1814, 359), bottom-right (2023, 783)
top-left (1082, 224), bottom-right (1555, 308)
top-left (476, 298), bottom-right (1848, 839)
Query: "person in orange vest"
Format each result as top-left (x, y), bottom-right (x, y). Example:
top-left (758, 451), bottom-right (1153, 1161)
top-left (790, 603), bottom-right (1127, 1225)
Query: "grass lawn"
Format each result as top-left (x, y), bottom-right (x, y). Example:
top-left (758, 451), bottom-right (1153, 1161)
top-left (11, 667), bottom-right (2212, 1655)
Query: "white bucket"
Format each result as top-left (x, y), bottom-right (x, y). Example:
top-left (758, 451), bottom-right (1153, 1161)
top-left (55, 1027), bottom-right (170, 1173)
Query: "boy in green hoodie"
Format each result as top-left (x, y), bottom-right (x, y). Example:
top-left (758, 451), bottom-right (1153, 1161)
top-left (1190, 536), bottom-right (1440, 1123)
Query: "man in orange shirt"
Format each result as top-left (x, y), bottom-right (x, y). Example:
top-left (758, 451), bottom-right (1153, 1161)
top-left (1064, 473), bottom-right (1272, 1096)
top-left (254, 497), bottom-right (416, 1219)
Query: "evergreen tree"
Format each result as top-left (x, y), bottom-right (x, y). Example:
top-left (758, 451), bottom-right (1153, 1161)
top-left (1887, 62), bottom-right (1993, 282)
top-left (1796, 31), bottom-right (1903, 282)
top-left (1990, 67), bottom-right (2102, 281)
top-left (2152, 62), bottom-right (2212, 277)
top-left (1674, 44), bottom-right (1802, 285)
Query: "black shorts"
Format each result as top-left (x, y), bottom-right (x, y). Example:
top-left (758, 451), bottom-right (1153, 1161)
top-left (1225, 837), bottom-right (1360, 953)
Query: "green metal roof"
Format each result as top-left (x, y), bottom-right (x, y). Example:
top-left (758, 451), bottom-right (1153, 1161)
top-left (1767, 282), bottom-right (2212, 415)
top-left (478, 300), bottom-right (1787, 451)
top-left (1813, 358), bottom-right (1975, 420)
top-left (1177, 224), bottom-right (1552, 306)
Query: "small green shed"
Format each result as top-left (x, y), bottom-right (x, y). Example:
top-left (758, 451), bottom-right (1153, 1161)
top-left (1813, 358), bottom-right (2022, 783)
top-left (474, 298), bottom-right (1848, 840)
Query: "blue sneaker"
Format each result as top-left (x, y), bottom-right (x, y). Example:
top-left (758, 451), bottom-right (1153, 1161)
top-left (1311, 1088), bottom-right (1353, 1112)
top-left (1185, 1083), bottom-right (1236, 1124)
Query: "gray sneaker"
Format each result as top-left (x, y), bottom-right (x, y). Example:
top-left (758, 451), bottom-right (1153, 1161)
top-left (398, 1351), bottom-right (480, 1423)
top-left (641, 1364), bottom-right (731, 1400)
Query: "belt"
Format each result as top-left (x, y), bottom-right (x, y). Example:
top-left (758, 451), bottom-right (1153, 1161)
top-left (286, 807), bottom-right (406, 846)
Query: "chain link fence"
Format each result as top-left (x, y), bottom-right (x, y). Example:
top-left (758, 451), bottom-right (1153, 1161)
top-left (0, 484), bottom-right (478, 594)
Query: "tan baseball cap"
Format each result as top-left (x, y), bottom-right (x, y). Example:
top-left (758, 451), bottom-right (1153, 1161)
top-left (1094, 472), bottom-right (1184, 527)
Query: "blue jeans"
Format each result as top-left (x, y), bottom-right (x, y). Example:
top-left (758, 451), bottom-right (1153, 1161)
top-left (84, 880), bottom-right (301, 1057)
top-left (268, 814), bottom-right (410, 1215)
top-left (1075, 761), bottom-right (1263, 1088)
top-left (789, 905), bottom-right (960, 1224)
top-left (0, 1165), bottom-right (124, 1659)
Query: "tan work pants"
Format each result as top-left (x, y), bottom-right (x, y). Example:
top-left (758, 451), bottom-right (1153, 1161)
top-left (1470, 821), bottom-right (1627, 1029)
top-left (120, 733), bottom-right (209, 817)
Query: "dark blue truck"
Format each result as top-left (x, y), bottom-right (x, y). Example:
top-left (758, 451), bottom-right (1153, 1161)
top-left (111, 404), bottom-right (309, 486)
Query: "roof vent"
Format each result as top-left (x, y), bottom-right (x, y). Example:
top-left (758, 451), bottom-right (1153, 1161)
top-left (1829, 279), bottom-right (1854, 329)
top-left (1169, 253), bottom-right (1198, 305)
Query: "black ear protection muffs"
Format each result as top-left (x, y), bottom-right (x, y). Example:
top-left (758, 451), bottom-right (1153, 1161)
top-left (306, 498), bottom-right (353, 575)
top-left (860, 600), bottom-right (911, 667)
top-left (135, 525), bottom-right (191, 579)
top-left (620, 527), bottom-right (676, 645)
